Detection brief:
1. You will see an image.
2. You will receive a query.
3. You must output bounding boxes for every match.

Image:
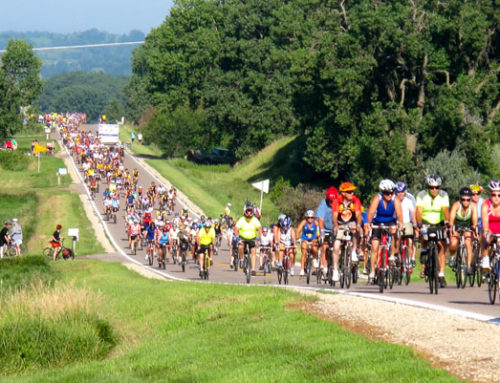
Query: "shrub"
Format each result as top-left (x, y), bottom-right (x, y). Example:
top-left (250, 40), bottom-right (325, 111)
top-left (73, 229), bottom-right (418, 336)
top-left (0, 255), bottom-right (54, 290)
top-left (0, 151), bottom-right (31, 171)
top-left (273, 183), bottom-right (323, 225)
top-left (0, 281), bottom-right (117, 373)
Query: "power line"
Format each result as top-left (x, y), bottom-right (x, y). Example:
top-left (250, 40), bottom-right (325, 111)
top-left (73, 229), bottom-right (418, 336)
top-left (0, 41), bottom-right (144, 53)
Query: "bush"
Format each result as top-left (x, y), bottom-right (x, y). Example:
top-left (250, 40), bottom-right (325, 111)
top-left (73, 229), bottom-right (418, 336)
top-left (0, 281), bottom-right (117, 373)
top-left (0, 255), bottom-right (54, 290)
top-left (0, 151), bottom-right (31, 171)
top-left (273, 183), bottom-right (323, 225)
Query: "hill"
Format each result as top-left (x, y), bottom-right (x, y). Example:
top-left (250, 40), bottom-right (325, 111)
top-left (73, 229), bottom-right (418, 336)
top-left (0, 29), bottom-right (144, 77)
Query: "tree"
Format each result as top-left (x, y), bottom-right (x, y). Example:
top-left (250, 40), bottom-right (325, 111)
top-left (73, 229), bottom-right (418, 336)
top-left (0, 39), bottom-right (42, 140)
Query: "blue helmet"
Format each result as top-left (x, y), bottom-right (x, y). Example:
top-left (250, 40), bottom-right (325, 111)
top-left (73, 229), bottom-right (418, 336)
top-left (279, 215), bottom-right (291, 229)
top-left (396, 181), bottom-right (407, 193)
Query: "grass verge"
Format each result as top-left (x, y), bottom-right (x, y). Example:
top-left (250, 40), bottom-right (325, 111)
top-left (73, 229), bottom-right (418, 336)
top-left (1, 259), bottom-right (461, 382)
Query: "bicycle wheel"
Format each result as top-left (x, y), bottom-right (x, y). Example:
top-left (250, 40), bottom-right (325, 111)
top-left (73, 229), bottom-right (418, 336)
top-left (277, 266), bottom-right (283, 284)
top-left (204, 256), bottom-right (209, 280)
top-left (181, 251), bottom-right (186, 272)
top-left (459, 246), bottom-right (467, 289)
top-left (470, 245), bottom-right (478, 287)
top-left (389, 266), bottom-right (395, 289)
top-left (344, 246), bottom-right (351, 289)
top-left (42, 247), bottom-right (52, 259)
top-left (404, 256), bottom-right (411, 286)
top-left (7, 246), bottom-right (16, 257)
top-left (245, 255), bottom-right (251, 284)
top-left (455, 249), bottom-right (463, 289)
top-left (488, 269), bottom-right (497, 304)
top-left (283, 256), bottom-right (289, 285)
top-left (428, 246), bottom-right (439, 295)
top-left (306, 254), bottom-right (312, 285)
top-left (378, 268), bottom-right (384, 293)
top-left (351, 264), bottom-right (358, 284)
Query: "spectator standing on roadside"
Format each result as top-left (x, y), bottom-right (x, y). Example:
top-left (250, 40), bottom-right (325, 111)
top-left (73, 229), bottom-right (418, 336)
top-left (131, 131), bottom-right (136, 144)
top-left (10, 218), bottom-right (23, 256)
top-left (0, 221), bottom-right (12, 258)
top-left (138, 133), bottom-right (143, 144)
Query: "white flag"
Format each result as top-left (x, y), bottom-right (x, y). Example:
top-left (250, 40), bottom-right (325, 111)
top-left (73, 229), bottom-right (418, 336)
top-left (252, 179), bottom-right (270, 194)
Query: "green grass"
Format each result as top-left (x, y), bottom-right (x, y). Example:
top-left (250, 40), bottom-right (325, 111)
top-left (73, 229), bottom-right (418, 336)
top-left (0, 260), bottom-right (460, 382)
top-left (0, 135), bottom-right (103, 256)
top-left (0, 257), bottom-right (116, 373)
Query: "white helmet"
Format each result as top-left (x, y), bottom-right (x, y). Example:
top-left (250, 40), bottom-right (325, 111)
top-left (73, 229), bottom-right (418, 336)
top-left (378, 179), bottom-right (395, 193)
top-left (488, 179), bottom-right (500, 191)
top-left (425, 174), bottom-right (442, 187)
top-left (304, 210), bottom-right (315, 218)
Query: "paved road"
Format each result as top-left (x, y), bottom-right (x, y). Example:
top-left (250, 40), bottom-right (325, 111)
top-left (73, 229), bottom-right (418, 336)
top-left (67, 125), bottom-right (500, 322)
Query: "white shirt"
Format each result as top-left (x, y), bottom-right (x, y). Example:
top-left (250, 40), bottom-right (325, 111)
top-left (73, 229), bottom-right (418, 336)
top-left (260, 232), bottom-right (274, 246)
top-left (401, 193), bottom-right (416, 223)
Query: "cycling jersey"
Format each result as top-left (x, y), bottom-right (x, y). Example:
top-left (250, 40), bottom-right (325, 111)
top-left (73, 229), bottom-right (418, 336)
top-left (373, 193), bottom-right (395, 224)
top-left (260, 232), bottom-right (274, 246)
top-left (279, 228), bottom-right (293, 246)
top-left (199, 227), bottom-right (215, 246)
top-left (332, 195), bottom-right (362, 224)
top-left (301, 220), bottom-right (319, 241)
top-left (159, 232), bottom-right (169, 245)
top-left (130, 224), bottom-right (141, 236)
top-left (400, 193), bottom-right (416, 223)
top-left (146, 226), bottom-right (155, 240)
top-left (416, 190), bottom-right (449, 225)
top-left (455, 205), bottom-right (472, 227)
top-left (485, 199), bottom-right (500, 234)
top-left (235, 216), bottom-right (261, 240)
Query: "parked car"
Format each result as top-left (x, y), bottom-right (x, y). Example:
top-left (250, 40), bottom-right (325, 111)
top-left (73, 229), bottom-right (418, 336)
top-left (187, 147), bottom-right (234, 164)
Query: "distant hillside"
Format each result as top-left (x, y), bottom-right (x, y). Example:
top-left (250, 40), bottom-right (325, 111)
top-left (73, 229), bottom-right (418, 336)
top-left (0, 29), bottom-right (144, 77)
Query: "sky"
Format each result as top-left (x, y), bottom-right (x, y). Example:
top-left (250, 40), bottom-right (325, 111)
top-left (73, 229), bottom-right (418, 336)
top-left (0, 0), bottom-right (174, 35)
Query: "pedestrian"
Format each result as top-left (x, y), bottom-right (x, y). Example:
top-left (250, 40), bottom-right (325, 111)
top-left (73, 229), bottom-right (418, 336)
top-left (10, 218), bottom-right (23, 256)
top-left (137, 133), bottom-right (143, 145)
top-left (131, 132), bottom-right (136, 144)
top-left (0, 221), bottom-right (12, 258)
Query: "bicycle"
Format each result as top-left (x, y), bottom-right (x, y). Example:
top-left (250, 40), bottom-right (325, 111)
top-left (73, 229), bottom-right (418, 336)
top-left (240, 240), bottom-right (252, 284)
top-left (471, 235), bottom-right (481, 287)
top-left (421, 224), bottom-right (447, 295)
top-left (338, 228), bottom-right (354, 289)
top-left (453, 227), bottom-right (472, 289)
top-left (303, 242), bottom-right (314, 285)
top-left (318, 234), bottom-right (333, 286)
top-left (146, 240), bottom-right (154, 266)
top-left (277, 245), bottom-right (295, 285)
top-left (199, 246), bottom-right (211, 280)
top-left (259, 246), bottom-right (273, 275)
top-left (158, 243), bottom-right (167, 269)
top-left (171, 240), bottom-right (178, 265)
top-left (179, 238), bottom-right (189, 272)
top-left (42, 238), bottom-right (74, 260)
top-left (371, 224), bottom-right (396, 293)
top-left (487, 234), bottom-right (500, 304)
top-left (399, 229), bottom-right (413, 286)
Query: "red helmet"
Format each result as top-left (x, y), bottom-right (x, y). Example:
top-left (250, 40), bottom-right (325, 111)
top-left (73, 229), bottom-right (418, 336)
top-left (325, 186), bottom-right (338, 200)
top-left (56, 224), bottom-right (62, 229)
top-left (244, 208), bottom-right (254, 218)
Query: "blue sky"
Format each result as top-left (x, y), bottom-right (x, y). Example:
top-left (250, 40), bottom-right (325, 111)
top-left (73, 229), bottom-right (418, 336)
top-left (0, 0), bottom-right (174, 34)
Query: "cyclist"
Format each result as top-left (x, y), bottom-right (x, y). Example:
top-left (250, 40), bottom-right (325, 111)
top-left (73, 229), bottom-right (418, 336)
top-left (197, 222), bottom-right (215, 275)
top-left (170, 223), bottom-right (180, 262)
top-left (129, 219), bottom-right (142, 254)
top-left (367, 179), bottom-right (403, 282)
top-left (296, 210), bottom-right (320, 276)
top-left (51, 224), bottom-right (63, 261)
top-left (481, 180), bottom-right (500, 270)
top-left (158, 226), bottom-right (170, 264)
top-left (470, 184), bottom-right (484, 230)
top-left (275, 215), bottom-right (297, 275)
top-left (234, 204), bottom-right (262, 276)
top-left (449, 187), bottom-right (477, 275)
top-left (332, 182), bottom-right (362, 282)
top-left (395, 181), bottom-right (417, 268)
top-left (259, 226), bottom-right (275, 270)
top-left (416, 174), bottom-right (450, 288)
top-left (316, 186), bottom-right (338, 276)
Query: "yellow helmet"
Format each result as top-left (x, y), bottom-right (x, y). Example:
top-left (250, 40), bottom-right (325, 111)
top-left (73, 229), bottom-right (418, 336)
top-left (469, 184), bottom-right (483, 194)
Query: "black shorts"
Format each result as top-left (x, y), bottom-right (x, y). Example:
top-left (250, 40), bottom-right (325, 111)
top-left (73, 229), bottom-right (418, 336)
top-left (199, 244), bottom-right (212, 253)
top-left (371, 221), bottom-right (397, 240)
top-left (130, 235), bottom-right (137, 241)
top-left (239, 238), bottom-right (256, 249)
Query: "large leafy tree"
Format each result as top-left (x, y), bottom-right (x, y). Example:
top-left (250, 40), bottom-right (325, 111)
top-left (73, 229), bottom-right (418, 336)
top-left (0, 39), bottom-right (42, 140)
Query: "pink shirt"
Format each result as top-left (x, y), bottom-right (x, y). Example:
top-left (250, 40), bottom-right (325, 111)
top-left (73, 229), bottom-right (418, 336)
top-left (485, 199), bottom-right (500, 234)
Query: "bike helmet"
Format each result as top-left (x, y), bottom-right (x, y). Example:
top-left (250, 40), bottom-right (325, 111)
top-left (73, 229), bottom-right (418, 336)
top-left (244, 207), bottom-right (254, 218)
top-left (425, 174), bottom-right (442, 187)
top-left (470, 184), bottom-right (483, 194)
top-left (325, 186), bottom-right (338, 200)
top-left (262, 226), bottom-right (269, 232)
top-left (339, 182), bottom-right (356, 192)
top-left (395, 181), bottom-right (407, 193)
top-left (279, 215), bottom-right (291, 229)
top-left (205, 221), bottom-right (212, 228)
top-left (379, 179), bottom-right (395, 193)
top-left (305, 210), bottom-right (315, 218)
top-left (459, 187), bottom-right (472, 197)
top-left (278, 213), bottom-right (286, 222)
top-left (488, 179), bottom-right (500, 191)
top-left (56, 224), bottom-right (62, 229)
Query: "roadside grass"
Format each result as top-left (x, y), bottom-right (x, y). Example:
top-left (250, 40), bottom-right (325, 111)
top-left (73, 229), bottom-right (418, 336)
top-left (1, 259), bottom-right (460, 383)
top-left (0, 135), bottom-right (103, 256)
top-left (0, 258), bottom-right (116, 373)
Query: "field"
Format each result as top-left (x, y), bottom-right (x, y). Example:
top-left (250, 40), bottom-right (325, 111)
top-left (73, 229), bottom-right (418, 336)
top-left (0, 259), bottom-right (460, 382)
top-left (0, 134), bottom-right (103, 256)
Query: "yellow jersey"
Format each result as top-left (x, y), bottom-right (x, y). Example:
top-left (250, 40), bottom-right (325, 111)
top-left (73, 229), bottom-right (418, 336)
top-left (235, 216), bottom-right (261, 240)
top-left (199, 227), bottom-right (215, 246)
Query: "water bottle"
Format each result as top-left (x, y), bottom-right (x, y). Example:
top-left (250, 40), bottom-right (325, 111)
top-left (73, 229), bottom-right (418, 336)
top-left (422, 226), bottom-right (428, 241)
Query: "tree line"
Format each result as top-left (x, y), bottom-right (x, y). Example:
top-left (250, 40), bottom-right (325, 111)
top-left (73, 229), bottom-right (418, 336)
top-left (126, 0), bottom-right (500, 197)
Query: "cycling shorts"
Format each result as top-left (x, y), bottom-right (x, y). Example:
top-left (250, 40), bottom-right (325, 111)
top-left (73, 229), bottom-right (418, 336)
top-left (239, 238), bottom-right (256, 249)
top-left (336, 222), bottom-right (357, 241)
top-left (371, 221), bottom-right (397, 240)
top-left (199, 244), bottom-right (211, 254)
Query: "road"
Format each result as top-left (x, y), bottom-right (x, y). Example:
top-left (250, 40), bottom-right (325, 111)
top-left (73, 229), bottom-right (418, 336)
top-left (66, 125), bottom-right (500, 323)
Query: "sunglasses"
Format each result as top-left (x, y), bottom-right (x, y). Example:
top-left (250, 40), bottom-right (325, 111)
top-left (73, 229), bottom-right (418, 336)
top-left (428, 186), bottom-right (439, 190)
top-left (461, 198), bottom-right (471, 202)
top-left (383, 191), bottom-right (394, 195)
top-left (344, 191), bottom-right (354, 194)
top-left (492, 193), bottom-right (500, 197)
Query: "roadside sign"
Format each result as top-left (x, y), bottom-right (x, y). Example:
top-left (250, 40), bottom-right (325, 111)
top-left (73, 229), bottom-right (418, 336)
top-left (251, 179), bottom-right (270, 194)
top-left (58, 168), bottom-right (67, 175)
top-left (98, 124), bottom-right (120, 144)
top-left (68, 228), bottom-right (79, 240)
